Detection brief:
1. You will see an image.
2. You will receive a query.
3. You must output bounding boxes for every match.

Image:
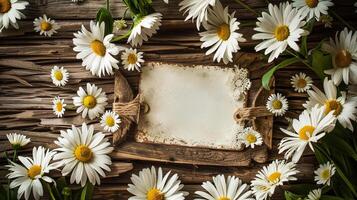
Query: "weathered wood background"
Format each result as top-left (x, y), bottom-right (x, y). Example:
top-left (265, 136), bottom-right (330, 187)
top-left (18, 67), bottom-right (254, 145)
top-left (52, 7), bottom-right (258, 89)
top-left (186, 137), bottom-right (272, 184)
top-left (0, 0), bottom-right (356, 199)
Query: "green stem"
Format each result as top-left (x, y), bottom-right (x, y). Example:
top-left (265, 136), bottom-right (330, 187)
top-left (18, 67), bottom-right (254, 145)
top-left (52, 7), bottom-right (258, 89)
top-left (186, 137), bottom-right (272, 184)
top-left (122, 7), bottom-right (129, 19)
top-left (111, 30), bottom-right (131, 42)
top-left (12, 149), bottom-right (17, 162)
top-left (106, 0), bottom-right (110, 11)
top-left (7, 181), bottom-right (10, 200)
top-left (240, 21), bottom-right (256, 27)
top-left (233, 0), bottom-right (259, 16)
top-left (53, 184), bottom-right (62, 200)
top-left (330, 10), bottom-right (355, 31)
top-left (286, 49), bottom-right (312, 69)
top-left (44, 182), bottom-right (56, 200)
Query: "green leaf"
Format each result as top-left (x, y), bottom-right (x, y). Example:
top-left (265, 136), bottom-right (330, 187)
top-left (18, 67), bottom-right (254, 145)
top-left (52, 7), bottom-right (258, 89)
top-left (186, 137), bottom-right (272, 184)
top-left (300, 20), bottom-right (315, 57)
top-left (96, 8), bottom-right (114, 36)
top-left (56, 177), bottom-right (67, 194)
top-left (310, 49), bottom-right (332, 80)
top-left (80, 182), bottom-right (94, 200)
top-left (313, 144), bottom-right (329, 163)
top-left (334, 164), bottom-right (357, 197)
top-left (72, 188), bottom-right (82, 200)
top-left (262, 57), bottom-right (300, 90)
top-left (323, 133), bottom-right (357, 161)
top-left (288, 184), bottom-right (316, 196)
top-left (0, 185), bottom-right (7, 200)
top-left (284, 191), bottom-right (304, 200)
top-left (333, 176), bottom-right (355, 200)
top-left (122, 0), bottom-right (142, 15)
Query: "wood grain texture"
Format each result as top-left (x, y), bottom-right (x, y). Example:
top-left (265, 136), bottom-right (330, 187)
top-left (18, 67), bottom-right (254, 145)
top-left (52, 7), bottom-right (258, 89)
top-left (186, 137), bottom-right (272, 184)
top-left (0, 0), bottom-right (356, 199)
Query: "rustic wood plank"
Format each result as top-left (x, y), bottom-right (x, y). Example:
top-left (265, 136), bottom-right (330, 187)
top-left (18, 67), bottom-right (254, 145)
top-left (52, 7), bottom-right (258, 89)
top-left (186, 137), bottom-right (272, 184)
top-left (1, 0), bottom-right (356, 199)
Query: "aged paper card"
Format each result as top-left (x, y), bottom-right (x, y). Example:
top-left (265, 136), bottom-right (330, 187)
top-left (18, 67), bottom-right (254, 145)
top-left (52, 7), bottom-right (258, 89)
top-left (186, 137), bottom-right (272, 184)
top-left (136, 63), bottom-right (250, 150)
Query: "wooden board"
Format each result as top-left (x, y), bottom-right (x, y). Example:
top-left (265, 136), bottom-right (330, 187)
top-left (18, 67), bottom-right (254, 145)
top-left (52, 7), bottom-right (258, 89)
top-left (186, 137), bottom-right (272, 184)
top-left (0, 0), bottom-right (356, 199)
top-left (112, 54), bottom-right (273, 166)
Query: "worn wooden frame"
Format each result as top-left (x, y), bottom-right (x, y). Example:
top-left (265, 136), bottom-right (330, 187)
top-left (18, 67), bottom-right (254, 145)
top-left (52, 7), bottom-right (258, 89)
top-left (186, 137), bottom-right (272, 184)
top-left (112, 53), bottom-right (273, 166)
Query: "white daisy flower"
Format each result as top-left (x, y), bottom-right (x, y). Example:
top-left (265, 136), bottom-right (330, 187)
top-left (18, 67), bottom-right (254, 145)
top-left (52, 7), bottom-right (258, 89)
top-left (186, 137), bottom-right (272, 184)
top-left (179, 0), bottom-right (217, 30)
top-left (322, 28), bottom-right (357, 85)
top-left (195, 174), bottom-right (254, 200)
top-left (128, 13), bottom-right (162, 47)
top-left (33, 14), bottom-right (60, 37)
top-left (304, 78), bottom-right (357, 131)
top-left (251, 160), bottom-right (299, 200)
top-left (6, 146), bottom-right (58, 200)
top-left (73, 21), bottom-right (123, 77)
top-left (0, 0), bottom-right (28, 31)
top-left (50, 66), bottom-right (69, 87)
top-left (314, 161), bottom-right (335, 186)
top-left (72, 83), bottom-right (108, 120)
top-left (127, 166), bottom-right (188, 200)
top-left (54, 123), bottom-right (114, 187)
top-left (292, 0), bottom-right (334, 21)
top-left (278, 105), bottom-right (336, 163)
top-left (52, 96), bottom-right (66, 118)
top-left (6, 133), bottom-right (30, 149)
top-left (100, 110), bottom-right (121, 133)
top-left (290, 72), bottom-right (313, 93)
top-left (266, 93), bottom-right (289, 116)
top-left (121, 48), bottom-right (144, 72)
top-left (199, 1), bottom-right (246, 64)
top-left (252, 3), bottom-right (306, 63)
top-left (306, 189), bottom-right (322, 200)
top-left (238, 127), bottom-right (263, 149)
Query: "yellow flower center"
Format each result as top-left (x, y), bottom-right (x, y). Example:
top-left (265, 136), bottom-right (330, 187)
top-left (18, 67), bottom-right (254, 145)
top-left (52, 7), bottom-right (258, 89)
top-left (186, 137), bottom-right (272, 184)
top-left (0, 0), bottom-right (11, 13)
top-left (305, 0), bottom-right (318, 8)
top-left (324, 100), bottom-right (342, 116)
top-left (147, 188), bottom-right (164, 200)
top-left (54, 70), bottom-right (63, 81)
top-left (83, 95), bottom-right (96, 109)
top-left (127, 53), bottom-right (138, 64)
top-left (27, 165), bottom-right (42, 179)
top-left (216, 24), bottom-right (231, 41)
top-left (246, 133), bottom-right (257, 144)
top-left (218, 197), bottom-right (230, 200)
top-left (267, 172), bottom-right (281, 183)
top-left (56, 102), bottom-right (63, 112)
top-left (321, 169), bottom-right (330, 180)
top-left (272, 100), bottom-right (282, 109)
top-left (74, 145), bottom-right (93, 162)
top-left (299, 125), bottom-right (315, 141)
top-left (335, 50), bottom-right (352, 68)
top-left (40, 21), bottom-right (52, 31)
top-left (274, 25), bottom-right (290, 41)
top-left (90, 40), bottom-right (106, 57)
top-left (297, 78), bottom-right (307, 89)
top-left (105, 116), bottom-right (115, 127)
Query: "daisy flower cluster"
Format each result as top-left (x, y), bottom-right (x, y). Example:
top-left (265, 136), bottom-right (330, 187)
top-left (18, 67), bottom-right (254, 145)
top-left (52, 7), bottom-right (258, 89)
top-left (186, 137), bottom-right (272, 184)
top-left (251, 160), bottom-right (299, 199)
top-left (4, 122), bottom-right (114, 200)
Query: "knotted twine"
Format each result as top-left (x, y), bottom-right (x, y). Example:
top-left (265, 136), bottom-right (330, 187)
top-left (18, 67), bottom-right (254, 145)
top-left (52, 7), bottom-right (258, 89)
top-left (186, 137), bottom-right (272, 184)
top-left (112, 94), bottom-right (141, 123)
